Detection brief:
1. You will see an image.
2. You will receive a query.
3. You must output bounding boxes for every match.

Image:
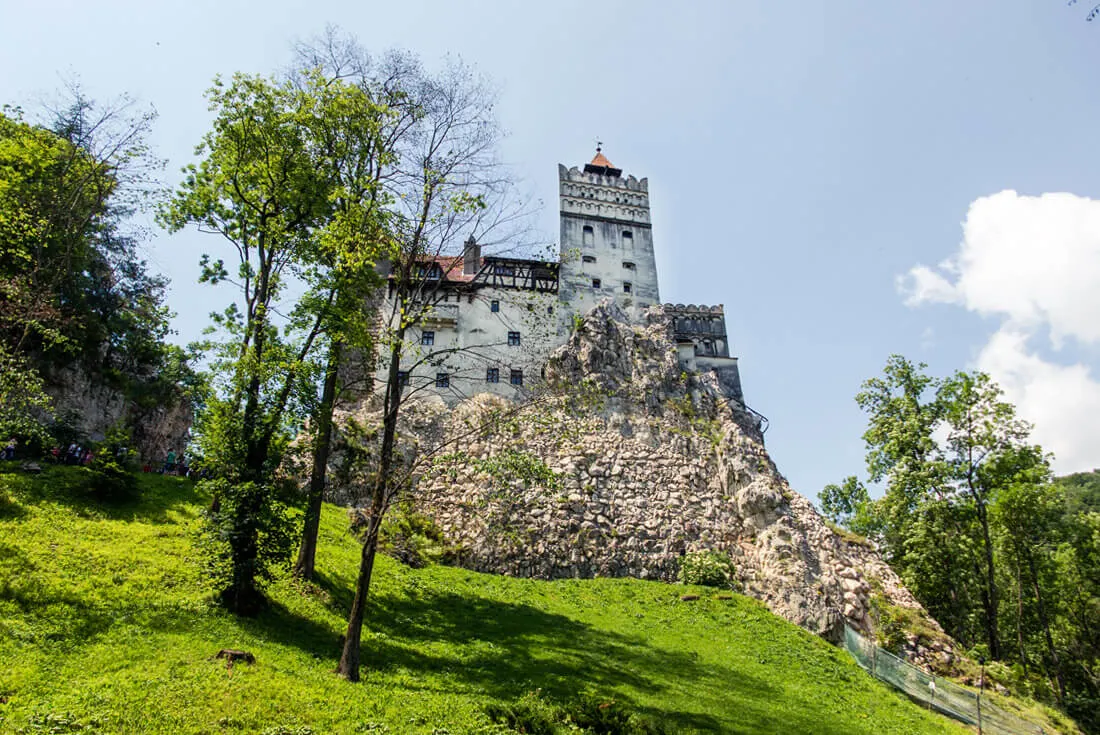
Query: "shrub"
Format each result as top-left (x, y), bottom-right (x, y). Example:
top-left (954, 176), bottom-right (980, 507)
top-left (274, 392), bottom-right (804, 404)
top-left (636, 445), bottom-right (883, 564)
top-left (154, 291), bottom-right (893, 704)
top-left (378, 505), bottom-right (453, 568)
top-left (677, 550), bottom-right (738, 590)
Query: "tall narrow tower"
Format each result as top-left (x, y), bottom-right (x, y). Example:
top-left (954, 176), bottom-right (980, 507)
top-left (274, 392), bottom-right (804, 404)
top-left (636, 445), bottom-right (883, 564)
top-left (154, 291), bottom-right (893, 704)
top-left (558, 149), bottom-right (660, 317)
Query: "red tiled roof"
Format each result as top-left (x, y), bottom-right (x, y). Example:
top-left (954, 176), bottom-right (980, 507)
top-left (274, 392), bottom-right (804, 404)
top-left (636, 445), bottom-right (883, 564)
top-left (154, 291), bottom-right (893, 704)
top-left (590, 150), bottom-right (615, 169)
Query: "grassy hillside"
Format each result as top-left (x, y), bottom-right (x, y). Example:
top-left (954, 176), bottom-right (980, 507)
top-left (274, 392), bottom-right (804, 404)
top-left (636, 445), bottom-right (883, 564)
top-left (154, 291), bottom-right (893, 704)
top-left (0, 467), bottom-right (972, 734)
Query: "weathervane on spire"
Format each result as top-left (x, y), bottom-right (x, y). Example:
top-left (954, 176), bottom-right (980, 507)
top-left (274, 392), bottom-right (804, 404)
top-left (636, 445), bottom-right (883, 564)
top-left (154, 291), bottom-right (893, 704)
top-left (596, 138), bottom-right (603, 154)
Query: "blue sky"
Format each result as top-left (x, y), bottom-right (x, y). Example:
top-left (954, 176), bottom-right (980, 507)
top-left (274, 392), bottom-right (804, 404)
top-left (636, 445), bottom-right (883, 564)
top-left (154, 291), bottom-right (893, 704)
top-left (3, 0), bottom-right (1099, 498)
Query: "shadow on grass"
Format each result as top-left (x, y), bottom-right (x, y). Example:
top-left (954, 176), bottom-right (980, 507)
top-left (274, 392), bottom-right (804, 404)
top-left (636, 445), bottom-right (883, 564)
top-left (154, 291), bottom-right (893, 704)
top-left (297, 570), bottom-right (914, 735)
top-left (0, 465), bottom-right (205, 524)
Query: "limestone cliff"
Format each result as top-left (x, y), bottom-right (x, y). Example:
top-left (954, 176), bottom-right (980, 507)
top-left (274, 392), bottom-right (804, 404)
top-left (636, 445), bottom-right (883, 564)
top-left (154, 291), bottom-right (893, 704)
top-left (45, 365), bottom-right (192, 462)
top-left (334, 303), bottom-right (953, 664)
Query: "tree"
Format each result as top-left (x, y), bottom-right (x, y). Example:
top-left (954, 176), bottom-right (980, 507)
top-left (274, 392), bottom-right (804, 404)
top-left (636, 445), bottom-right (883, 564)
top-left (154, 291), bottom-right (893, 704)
top-left (938, 371), bottom-right (1034, 660)
top-left (0, 90), bottom-right (178, 443)
top-left (991, 452), bottom-right (1066, 701)
top-left (853, 356), bottom-right (1045, 656)
top-left (819, 475), bottom-right (875, 536)
top-left (331, 52), bottom-right (539, 682)
top-left (160, 71), bottom-right (393, 613)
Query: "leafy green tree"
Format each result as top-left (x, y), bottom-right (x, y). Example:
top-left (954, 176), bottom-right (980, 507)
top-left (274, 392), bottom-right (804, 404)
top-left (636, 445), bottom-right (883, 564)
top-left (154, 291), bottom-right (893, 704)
top-left (160, 71), bottom-right (392, 613)
top-left (991, 453), bottom-right (1065, 701)
top-left (819, 475), bottom-right (876, 536)
top-left (0, 91), bottom-right (182, 445)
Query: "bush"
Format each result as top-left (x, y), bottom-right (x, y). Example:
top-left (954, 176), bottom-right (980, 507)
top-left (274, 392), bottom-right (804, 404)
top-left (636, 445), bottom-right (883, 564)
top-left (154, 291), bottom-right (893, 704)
top-left (378, 505), bottom-right (453, 568)
top-left (80, 454), bottom-right (139, 503)
top-left (677, 550), bottom-right (738, 590)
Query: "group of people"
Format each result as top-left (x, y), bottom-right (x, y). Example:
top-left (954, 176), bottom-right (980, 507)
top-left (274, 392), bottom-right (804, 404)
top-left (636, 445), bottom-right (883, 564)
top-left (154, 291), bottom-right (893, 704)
top-left (155, 449), bottom-right (188, 476)
top-left (3, 436), bottom-right (206, 479)
top-left (53, 443), bottom-right (96, 466)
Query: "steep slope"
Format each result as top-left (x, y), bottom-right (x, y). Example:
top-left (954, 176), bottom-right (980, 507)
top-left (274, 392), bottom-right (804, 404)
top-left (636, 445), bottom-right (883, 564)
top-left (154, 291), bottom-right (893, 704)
top-left (0, 466), bottom-right (978, 734)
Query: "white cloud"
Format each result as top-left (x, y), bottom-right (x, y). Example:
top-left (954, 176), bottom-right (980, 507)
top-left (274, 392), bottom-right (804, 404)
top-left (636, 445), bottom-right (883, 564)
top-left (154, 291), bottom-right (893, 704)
top-left (976, 328), bottom-right (1100, 474)
top-left (901, 190), bottom-right (1100, 474)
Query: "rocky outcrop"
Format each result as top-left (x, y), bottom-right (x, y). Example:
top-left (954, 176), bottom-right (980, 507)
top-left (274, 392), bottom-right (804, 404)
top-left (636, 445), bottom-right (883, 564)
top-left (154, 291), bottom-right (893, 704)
top-left (44, 366), bottom-right (191, 462)
top-left (334, 303), bottom-right (951, 660)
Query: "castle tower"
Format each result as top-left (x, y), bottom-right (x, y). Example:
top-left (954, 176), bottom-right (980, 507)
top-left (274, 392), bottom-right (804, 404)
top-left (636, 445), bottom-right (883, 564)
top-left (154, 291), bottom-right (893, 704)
top-left (558, 149), bottom-right (660, 316)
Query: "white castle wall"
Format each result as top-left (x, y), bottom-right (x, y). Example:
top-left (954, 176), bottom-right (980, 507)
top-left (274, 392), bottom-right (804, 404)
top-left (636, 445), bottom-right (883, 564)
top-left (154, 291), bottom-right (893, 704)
top-left (375, 285), bottom-right (561, 405)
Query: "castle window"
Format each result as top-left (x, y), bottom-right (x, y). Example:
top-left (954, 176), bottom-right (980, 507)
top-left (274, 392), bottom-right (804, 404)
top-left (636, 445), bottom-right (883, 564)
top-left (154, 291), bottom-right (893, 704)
top-left (486, 367), bottom-right (499, 383)
top-left (582, 255), bottom-right (596, 264)
top-left (547, 306), bottom-right (554, 315)
top-left (435, 373), bottom-right (450, 388)
top-left (418, 263), bottom-right (443, 279)
top-left (421, 331), bottom-right (434, 346)
top-left (397, 370), bottom-right (410, 388)
top-left (490, 300), bottom-right (500, 312)
top-left (493, 263), bottom-right (515, 276)
top-left (507, 331), bottom-right (521, 346)
top-left (527, 304), bottom-right (534, 312)
top-left (623, 261), bottom-right (635, 270)
top-left (510, 369), bottom-right (524, 386)
top-left (623, 281), bottom-right (632, 294)
top-left (582, 225), bottom-right (594, 247)
top-left (622, 230), bottom-right (633, 249)
top-left (592, 278), bottom-right (601, 289)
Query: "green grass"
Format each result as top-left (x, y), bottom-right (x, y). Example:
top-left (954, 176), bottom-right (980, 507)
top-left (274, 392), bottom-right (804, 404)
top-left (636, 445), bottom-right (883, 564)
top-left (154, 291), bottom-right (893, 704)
top-left (0, 466), bottom-right (970, 734)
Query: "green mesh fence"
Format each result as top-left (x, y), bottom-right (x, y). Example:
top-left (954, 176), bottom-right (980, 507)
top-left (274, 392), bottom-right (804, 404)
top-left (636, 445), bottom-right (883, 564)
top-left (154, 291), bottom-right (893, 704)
top-left (842, 626), bottom-right (1045, 735)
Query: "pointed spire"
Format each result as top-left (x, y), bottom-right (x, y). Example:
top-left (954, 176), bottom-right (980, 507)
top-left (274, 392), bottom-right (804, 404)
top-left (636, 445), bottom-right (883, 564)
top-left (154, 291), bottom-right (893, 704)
top-left (583, 143), bottom-right (622, 177)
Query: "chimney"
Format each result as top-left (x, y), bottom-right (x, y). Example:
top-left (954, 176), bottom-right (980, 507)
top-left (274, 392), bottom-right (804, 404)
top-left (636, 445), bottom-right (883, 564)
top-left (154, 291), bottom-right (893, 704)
top-left (463, 235), bottom-right (481, 276)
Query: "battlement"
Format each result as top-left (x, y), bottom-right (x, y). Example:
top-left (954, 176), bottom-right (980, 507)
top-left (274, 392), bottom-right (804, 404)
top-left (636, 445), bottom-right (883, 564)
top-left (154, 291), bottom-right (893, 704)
top-left (558, 164), bottom-right (649, 192)
top-left (665, 304), bottom-right (728, 351)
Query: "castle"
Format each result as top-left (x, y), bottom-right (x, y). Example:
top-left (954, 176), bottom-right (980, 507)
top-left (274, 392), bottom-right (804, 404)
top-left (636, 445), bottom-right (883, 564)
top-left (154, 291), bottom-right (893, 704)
top-left (374, 149), bottom-right (744, 404)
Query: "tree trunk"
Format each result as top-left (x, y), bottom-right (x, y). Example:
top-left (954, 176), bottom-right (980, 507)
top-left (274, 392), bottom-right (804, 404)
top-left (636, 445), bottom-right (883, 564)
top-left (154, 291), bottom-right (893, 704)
top-left (337, 335), bottom-right (404, 681)
top-left (974, 497), bottom-right (1001, 660)
top-left (1026, 549), bottom-right (1066, 703)
top-left (1015, 558), bottom-right (1029, 674)
top-left (294, 342), bottom-right (342, 581)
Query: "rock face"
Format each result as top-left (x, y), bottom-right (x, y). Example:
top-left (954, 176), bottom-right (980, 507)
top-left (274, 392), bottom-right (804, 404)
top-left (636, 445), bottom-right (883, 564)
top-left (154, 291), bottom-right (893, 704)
top-left (44, 365), bottom-right (192, 462)
top-left (335, 303), bottom-right (944, 651)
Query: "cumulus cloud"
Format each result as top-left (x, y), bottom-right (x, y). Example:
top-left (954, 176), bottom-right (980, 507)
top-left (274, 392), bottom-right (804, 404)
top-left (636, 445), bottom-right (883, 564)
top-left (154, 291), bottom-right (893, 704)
top-left (900, 190), bottom-right (1100, 474)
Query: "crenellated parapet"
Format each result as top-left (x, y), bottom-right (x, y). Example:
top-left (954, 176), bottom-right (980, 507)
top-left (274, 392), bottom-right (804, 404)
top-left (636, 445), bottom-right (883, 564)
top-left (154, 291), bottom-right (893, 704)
top-left (558, 164), bottom-right (651, 225)
top-left (664, 303), bottom-right (729, 358)
top-left (661, 303), bottom-right (742, 402)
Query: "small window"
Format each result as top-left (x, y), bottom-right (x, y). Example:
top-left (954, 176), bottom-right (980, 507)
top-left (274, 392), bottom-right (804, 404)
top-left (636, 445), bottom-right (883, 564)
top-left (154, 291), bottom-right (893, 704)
top-left (527, 304), bottom-right (534, 312)
top-left (623, 281), bottom-right (632, 294)
top-left (486, 368), bottom-right (500, 383)
top-left (508, 331), bottom-right (521, 346)
top-left (435, 373), bottom-right (450, 388)
top-left (582, 255), bottom-right (596, 264)
top-left (622, 231), bottom-right (633, 248)
top-left (510, 369), bottom-right (524, 386)
top-left (547, 306), bottom-right (554, 315)
top-left (623, 261), bottom-right (636, 270)
top-left (397, 370), bottom-right (410, 387)
top-left (490, 300), bottom-right (500, 312)
top-left (421, 331), bottom-right (434, 346)
top-left (592, 278), bottom-right (601, 289)
top-left (493, 263), bottom-right (515, 276)
top-left (582, 225), bottom-right (594, 247)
